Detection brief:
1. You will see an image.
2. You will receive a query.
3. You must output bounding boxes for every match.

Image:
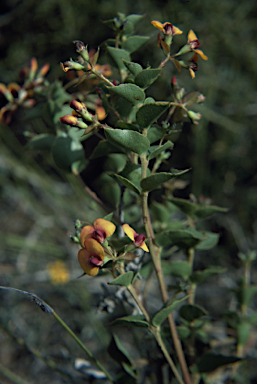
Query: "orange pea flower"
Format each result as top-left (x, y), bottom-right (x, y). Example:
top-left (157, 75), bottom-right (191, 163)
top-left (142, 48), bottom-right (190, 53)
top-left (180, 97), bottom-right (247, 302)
top-left (151, 20), bottom-right (183, 37)
top-left (80, 218), bottom-right (116, 246)
top-left (187, 30), bottom-right (208, 60)
top-left (78, 238), bottom-right (105, 276)
top-left (122, 224), bottom-right (149, 252)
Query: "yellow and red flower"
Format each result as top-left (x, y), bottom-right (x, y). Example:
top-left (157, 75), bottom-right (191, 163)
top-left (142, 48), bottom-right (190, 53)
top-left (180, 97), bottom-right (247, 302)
top-left (122, 224), bottom-right (149, 252)
top-left (78, 238), bottom-right (105, 276)
top-left (80, 218), bottom-right (116, 246)
top-left (187, 30), bottom-right (208, 60)
top-left (151, 20), bottom-right (183, 52)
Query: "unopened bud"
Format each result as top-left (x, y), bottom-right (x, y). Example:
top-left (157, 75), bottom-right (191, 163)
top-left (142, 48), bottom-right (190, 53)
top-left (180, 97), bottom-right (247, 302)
top-left (59, 114), bottom-right (88, 129)
top-left (60, 60), bottom-right (85, 73)
top-left (73, 40), bottom-right (90, 62)
top-left (187, 110), bottom-right (201, 124)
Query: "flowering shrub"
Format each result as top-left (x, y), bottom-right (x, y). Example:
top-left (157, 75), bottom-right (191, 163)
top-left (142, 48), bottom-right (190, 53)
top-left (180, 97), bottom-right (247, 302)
top-left (1, 12), bottom-right (256, 384)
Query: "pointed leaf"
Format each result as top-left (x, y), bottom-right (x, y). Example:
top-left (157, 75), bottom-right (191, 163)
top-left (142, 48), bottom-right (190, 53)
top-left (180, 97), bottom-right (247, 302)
top-left (108, 271), bottom-right (134, 287)
top-left (136, 102), bottom-right (170, 128)
top-left (134, 68), bottom-right (162, 89)
top-left (170, 197), bottom-right (228, 219)
top-left (112, 174), bottom-right (141, 194)
top-left (107, 46), bottom-right (131, 71)
top-left (104, 128), bottom-right (150, 155)
top-left (196, 232), bottom-right (220, 250)
top-left (162, 261), bottom-right (191, 280)
top-left (190, 266), bottom-right (226, 284)
top-left (123, 60), bottom-right (143, 76)
top-left (107, 334), bottom-right (133, 366)
top-left (182, 91), bottom-right (200, 107)
top-left (155, 228), bottom-right (205, 249)
top-left (152, 296), bottom-right (188, 327)
top-left (111, 315), bottom-right (149, 328)
top-left (147, 141), bottom-right (174, 160)
top-left (122, 36), bottom-right (150, 53)
top-left (179, 304), bottom-right (207, 323)
top-left (107, 83), bottom-right (145, 105)
top-left (192, 353), bottom-right (242, 373)
top-left (141, 169), bottom-right (189, 192)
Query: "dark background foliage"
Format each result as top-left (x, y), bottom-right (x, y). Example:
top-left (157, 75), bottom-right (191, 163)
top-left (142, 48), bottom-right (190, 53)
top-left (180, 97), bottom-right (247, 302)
top-left (1, 0), bottom-right (257, 383)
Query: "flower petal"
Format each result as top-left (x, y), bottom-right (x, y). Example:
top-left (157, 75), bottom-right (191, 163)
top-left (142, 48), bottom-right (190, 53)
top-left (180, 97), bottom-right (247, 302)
top-left (122, 223), bottom-right (137, 242)
top-left (80, 225), bottom-right (95, 246)
top-left (188, 30), bottom-right (198, 43)
top-left (94, 218), bottom-right (116, 238)
top-left (140, 242), bottom-right (149, 252)
top-left (84, 238), bottom-right (105, 259)
top-left (78, 248), bottom-right (99, 276)
top-left (194, 49), bottom-right (208, 60)
top-left (172, 25), bottom-right (183, 35)
top-left (151, 20), bottom-right (165, 33)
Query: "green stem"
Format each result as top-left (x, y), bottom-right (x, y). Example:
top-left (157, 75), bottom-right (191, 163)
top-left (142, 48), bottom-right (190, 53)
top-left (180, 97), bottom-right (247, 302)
top-left (153, 329), bottom-right (185, 384)
top-left (0, 363), bottom-right (29, 384)
top-left (52, 311), bottom-right (114, 383)
top-left (139, 151), bottom-right (192, 384)
top-left (127, 284), bottom-right (151, 322)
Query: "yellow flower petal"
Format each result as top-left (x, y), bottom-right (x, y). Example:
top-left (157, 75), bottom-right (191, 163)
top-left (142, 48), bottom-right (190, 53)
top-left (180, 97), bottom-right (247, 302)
top-left (189, 68), bottom-right (196, 79)
top-left (140, 242), bottom-right (149, 252)
top-left (80, 225), bottom-right (94, 246)
top-left (172, 25), bottom-right (183, 35)
top-left (151, 20), bottom-right (165, 33)
top-left (188, 30), bottom-right (198, 42)
top-left (94, 218), bottom-right (116, 238)
top-left (194, 49), bottom-right (208, 60)
top-left (122, 223), bottom-right (137, 242)
top-left (84, 238), bottom-right (105, 259)
top-left (78, 248), bottom-right (99, 276)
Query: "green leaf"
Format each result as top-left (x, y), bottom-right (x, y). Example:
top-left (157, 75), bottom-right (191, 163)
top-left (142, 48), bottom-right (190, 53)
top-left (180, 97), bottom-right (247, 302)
top-left (108, 271), bottom-right (134, 287)
top-left (52, 133), bottom-right (84, 172)
top-left (190, 266), bottom-right (226, 284)
top-left (141, 169), bottom-right (189, 192)
top-left (162, 261), bottom-right (191, 280)
top-left (147, 126), bottom-right (165, 143)
top-left (107, 334), bottom-right (133, 367)
top-left (179, 304), bottom-right (207, 323)
top-left (150, 201), bottom-right (177, 223)
top-left (107, 46), bottom-right (131, 72)
top-left (107, 83), bottom-right (145, 105)
top-left (147, 141), bottom-right (174, 160)
top-left (71, 159), bottom-right (88, 174)
top-left (111, 315), bottom-right (149, 328)
top-left (155, 228), bottom-right (205, 249)
top-left (126, 14), bottom-right (144, 26)
top-left (92, 173), bottom-right (121, 209)
top-left (192, 353), bottom-right (242, 373)
top-left (170, 197), bottom-right (228, 219)
top-left (122, 36), bottom-right (149, 53)
top-left (90, 140), bottom-right (125, 158)
top-left (104, 128), bottom-right (150, 155)
top-left (196, 232), bottom-right (220, 250)
top-left (177, 325), bottom-right (191, 340)
top-left (152, 296), bottom-right (188, 327)
top-left (136, 102), bottom-right (170, 128)
top-left (122, 60), bottom-right (143, 76)
top-left (134, 68), bottom-right (162, 89)
top-left (237, 321), bottom-right (251, 346)
top-left (112, 174), bottom-right (141, 194)
top-left (26, 133), bottom-right (55, 150)
top-left (182, 91), bottom-right (201, 107)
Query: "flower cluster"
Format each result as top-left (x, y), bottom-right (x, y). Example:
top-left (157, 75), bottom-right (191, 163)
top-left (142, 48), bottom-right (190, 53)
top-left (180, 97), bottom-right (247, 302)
top-left (77, 219), bottom-right (149, 277)
top-left (0, 58), bottom-right (49, 124)
top-left (152, 20), bottom-right (208, 78)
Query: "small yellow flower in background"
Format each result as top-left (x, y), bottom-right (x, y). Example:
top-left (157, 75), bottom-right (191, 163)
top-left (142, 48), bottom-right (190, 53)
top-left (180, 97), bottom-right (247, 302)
top-left (189, 53), bottom-right (199, 79)
top-left (122, 224), bottom-right (149, 252)
top-left (47, 261), bottom-right (70, 284)
top-left (78, 238), bottom-right (105, 276)
top-left (187, 30), bottom-right (208, 60)
top-left (80, 218), bottom-right (116, 246)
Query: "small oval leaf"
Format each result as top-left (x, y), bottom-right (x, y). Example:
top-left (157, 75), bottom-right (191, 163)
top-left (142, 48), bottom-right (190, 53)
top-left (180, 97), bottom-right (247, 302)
top-left (136, 102), bottom-right (170, 128)
top-left (107, 83), bottom-right (145, 105)
top-left (148, 141), bottom-right (174, 160)
top-left (134, 68), bottom-right (162, 89)
top-left (141, 169), bottom-right (189, 192)
top-left (108, 271), bottom-right (134, 287)
top-left (104, 128), bottom-right (150, 155)
top-left (152, 296), bottom-right (188, 327)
